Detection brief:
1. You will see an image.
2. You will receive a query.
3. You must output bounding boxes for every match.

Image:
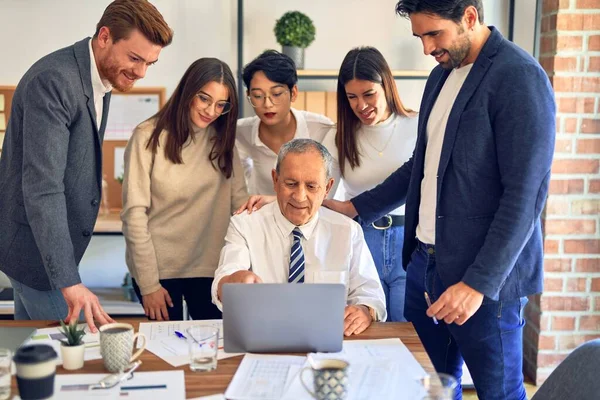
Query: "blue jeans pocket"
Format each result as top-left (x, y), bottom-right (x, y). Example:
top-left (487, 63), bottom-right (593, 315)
top-left (479, 297), bottom-right (527, 334)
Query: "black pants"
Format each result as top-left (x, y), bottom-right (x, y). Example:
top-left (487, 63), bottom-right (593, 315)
top-left (132, 277), bottom-right (222, 320)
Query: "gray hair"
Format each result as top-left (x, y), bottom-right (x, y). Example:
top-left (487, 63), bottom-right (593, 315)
top-left (275, 139), bottom-right (333, 179)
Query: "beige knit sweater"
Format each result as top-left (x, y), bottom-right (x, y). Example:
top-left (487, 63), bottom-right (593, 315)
top-left (121, 119), bottom-right (248, 296)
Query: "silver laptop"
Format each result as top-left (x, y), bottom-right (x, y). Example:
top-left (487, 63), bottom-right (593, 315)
top-left (222, 283), bottom-right (345, 353)
top-left (0, 327), bottom-right (35, 352)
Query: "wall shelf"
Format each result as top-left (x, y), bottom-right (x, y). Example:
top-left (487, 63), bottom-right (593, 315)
top-left (296, 69), bottom-right (430, 80)
top-left (235, 0), bottom-right (432, 115)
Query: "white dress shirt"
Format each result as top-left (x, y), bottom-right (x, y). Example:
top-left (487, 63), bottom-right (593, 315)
top-left (417, 64), bottom-right (473, 244)
top-left (211, 202), bottom-right (387, 321)
top-left (88, 38), bottom-right (112, 129)
top-left (236, 108), bottom-right (334, 195)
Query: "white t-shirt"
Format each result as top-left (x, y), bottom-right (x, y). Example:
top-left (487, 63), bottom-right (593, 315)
top-left (416, 64), bottom-right (474, 245)
top-left (323, 113), bottom-right (418, 215)
top-left (236, 108), bottom-right (333, 195)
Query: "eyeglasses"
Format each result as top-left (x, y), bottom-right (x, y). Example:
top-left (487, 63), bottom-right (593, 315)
top-left (247, 90), bottom-right (290, 108)
top-left (196, 93), bottom-right (232, 115)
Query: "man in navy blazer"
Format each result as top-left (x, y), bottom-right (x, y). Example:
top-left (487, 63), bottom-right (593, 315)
top-left (0, 0), bottom-right (172, 332)
top-left (324, 1), bottom-right (555, 399)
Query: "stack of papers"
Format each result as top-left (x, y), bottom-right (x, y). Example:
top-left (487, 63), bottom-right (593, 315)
top-left (311, 338), bottom-right (428, 379)
top-left (224, 339), bottom-right (428, 400)
top-left (23, 326), bottom-right (102, 365)
top-left (54, 370), bottom-right (185, 399)
top-left (225, 354), bottom-right (305, 400)
top-left (138, 320), bottom-right (243, 367)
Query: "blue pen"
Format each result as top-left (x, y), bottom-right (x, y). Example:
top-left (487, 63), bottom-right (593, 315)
top-left (174, 330), bottom-right (187, 340)
top-left (424, 292), bottom-right (439, 325)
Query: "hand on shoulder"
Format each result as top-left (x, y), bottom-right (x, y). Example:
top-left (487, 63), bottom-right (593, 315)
top-left (233, 195), bottom-right (276, 215)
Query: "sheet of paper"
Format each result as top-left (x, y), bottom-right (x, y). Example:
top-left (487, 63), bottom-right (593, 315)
top-left (24, 325), bottom-right (101, 365)
top-left (54, 370), bottom-right (185, 400)
top-left (139, 320), bottom-right (223, 341)
top-left (311, 338), bottom-right (427, 379)
top-left (0, 113), bottom-right (5, 130)
top-left (139, 320), bottom-right (242, 367)
top-left (0, 94), bottom-right (4, 111)
top-left (282, 359), bottom-right (426, 400)
top-left (225, 354), bottom-right (305, 400)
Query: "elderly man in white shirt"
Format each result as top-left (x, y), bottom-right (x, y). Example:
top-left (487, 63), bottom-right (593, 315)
top-left (212, 138), bottom-right (387, 336)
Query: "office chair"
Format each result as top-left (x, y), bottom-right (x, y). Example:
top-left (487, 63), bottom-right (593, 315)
top-left (532, 339), bottom-right (600, 400)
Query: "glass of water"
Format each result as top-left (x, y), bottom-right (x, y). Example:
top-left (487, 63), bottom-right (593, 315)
top-left (420, 372), bottom-right (458, 400)
top-left (0, 348), bottom-right (11, 400)
top-left (187, 326), bottom-right (219, 372)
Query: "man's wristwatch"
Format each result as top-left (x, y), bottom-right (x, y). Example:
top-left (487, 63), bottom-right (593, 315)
top-left (362, 305), bottom-right (378, 322)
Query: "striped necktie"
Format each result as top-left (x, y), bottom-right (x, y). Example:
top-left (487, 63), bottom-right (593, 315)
top-left (288, 227), bottom-right (305, 283)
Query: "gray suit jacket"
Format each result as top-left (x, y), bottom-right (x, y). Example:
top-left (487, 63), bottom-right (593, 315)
top-left (0, 38), bottom-right (111, 291)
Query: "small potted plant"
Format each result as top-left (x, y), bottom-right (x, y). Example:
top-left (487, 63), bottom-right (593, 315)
top-left (59, 320), bottom-right (86, 370)
top-left (274, 11), bottom-right (316, 69)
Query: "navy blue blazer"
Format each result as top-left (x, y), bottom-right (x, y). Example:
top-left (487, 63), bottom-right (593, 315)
top-left (352, 27), bottom-right (555, 301)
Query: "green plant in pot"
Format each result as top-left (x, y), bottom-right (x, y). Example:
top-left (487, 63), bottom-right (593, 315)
top-left (274, 11), bottom-right (316, 69)
top-left (59, 320), bottom-right (86, 370)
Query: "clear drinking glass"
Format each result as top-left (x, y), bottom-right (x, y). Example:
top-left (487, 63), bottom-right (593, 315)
top-left (187, 326), bottom-right (219, 372)
top-left (0, 349), bottom-right (12, 400)
top-left (420, 373), bottom-right (458, 400)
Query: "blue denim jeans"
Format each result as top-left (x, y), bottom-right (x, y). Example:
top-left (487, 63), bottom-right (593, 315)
top-left (359, 218), bottom-right (407, 322)
top-left (9, 277), bottom-right (69, 320)
top-left (404, 241), bottom-right (527, 400)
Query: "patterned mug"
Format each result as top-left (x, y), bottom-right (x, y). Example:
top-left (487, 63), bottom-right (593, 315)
top-left (300, 359), bottom-right (349, 400)
top-left (99, 323), bottom-right (146, 373)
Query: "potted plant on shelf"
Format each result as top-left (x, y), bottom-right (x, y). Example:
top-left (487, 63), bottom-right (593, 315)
top-left (274, 11), bottom-right (316, 69)
top-left (59, 320), bottom-right (86, 370)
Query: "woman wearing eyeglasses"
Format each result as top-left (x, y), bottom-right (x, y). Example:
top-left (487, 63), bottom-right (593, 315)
top-left (121, 58), bottom-right (248, 321)
top-left (236, 50), bottom-right (334, 196)
top-left (321, 47), bottom-right (418, 322)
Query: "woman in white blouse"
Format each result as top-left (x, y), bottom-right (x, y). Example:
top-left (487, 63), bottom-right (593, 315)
top-left (121, 58), bottom-right (248, 321)
top-left (236, 50), bottom-right (333, 195)
top-left (322, 46), bottom-right (418, 322)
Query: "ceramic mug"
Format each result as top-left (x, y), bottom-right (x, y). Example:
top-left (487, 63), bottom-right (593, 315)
top-left (99, 323), bottom-right (146, 372)
top-left (300, 359), bottom-right (349, 400)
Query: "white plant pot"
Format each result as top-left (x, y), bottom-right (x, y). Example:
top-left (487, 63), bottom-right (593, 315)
top-left (61, 343), bottom-right (85, 370)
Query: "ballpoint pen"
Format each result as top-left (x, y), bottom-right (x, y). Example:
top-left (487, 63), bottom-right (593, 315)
top-left (174, 330), bottom-right (187, 340)
top-left (424, 292), bottom-right (439, 325)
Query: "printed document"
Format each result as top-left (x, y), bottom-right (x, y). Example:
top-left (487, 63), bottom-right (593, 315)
top-left (138, 320), bottom-right (242, 367)
top-left (225, 354), bottom-right (305, 400)
top-left (54, 370), bottom-right (185, 399)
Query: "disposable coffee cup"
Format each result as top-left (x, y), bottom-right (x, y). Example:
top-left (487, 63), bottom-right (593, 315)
top-left (13, 344), bottom-right (57, 400)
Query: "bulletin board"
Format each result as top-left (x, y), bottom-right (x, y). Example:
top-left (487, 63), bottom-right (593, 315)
top-left (0, 85), bottom-right (166, 211)
top-left (103, 87), bottom-right (166, 210)
top-left (0, 86), bottom-right (16, 158)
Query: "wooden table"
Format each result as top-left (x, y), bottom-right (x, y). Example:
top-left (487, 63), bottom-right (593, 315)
top-left (4, 319), bottom-right (434, 398)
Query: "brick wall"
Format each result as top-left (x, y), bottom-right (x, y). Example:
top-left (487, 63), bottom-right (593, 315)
top-left (524, 0), bottom-right (600, 385)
